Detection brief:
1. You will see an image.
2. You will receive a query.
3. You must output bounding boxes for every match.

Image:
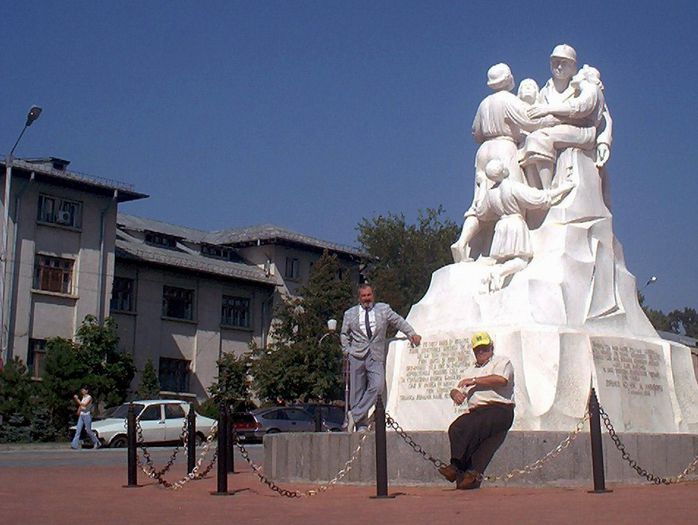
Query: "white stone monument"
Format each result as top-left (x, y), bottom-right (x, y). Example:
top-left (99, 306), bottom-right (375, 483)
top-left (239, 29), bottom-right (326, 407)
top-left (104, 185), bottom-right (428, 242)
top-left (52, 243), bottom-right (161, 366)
top-left (385, 45), bottom-right (698, 434)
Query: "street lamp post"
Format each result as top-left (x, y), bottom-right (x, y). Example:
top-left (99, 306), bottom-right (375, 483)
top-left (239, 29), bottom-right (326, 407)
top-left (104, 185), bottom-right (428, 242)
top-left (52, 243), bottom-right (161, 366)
top-left (318, 319), bottom-right (350, 427)
top-left (641, 275), bottom-right (658, 291)
top-left (1, 105), bottom-right (42, 365)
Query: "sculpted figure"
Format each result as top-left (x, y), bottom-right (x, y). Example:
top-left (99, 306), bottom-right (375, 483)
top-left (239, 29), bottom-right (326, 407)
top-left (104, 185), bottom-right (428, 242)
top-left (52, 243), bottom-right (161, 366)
top-left (517, 78), bottom-right (540, 105)
top-left (451, 65), bottom-right (555, 263)
top-left (521, 44), bottom-right (613, 189)
top-left (461, 159), bottom-right (575, 292)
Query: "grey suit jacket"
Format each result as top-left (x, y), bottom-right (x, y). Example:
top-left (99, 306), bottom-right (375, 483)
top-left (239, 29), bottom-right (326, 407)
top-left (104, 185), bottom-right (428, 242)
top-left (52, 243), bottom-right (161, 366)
top-left (340, 302), bottom-right (416, 362)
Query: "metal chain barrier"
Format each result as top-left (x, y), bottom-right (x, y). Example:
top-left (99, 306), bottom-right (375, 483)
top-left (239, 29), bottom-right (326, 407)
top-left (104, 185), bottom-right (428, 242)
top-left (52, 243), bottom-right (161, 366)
top-left (485, 412), bottom-right (589, 481)
top-left (599, 404), bottom-right (698, 485)
top-left (135, 418), bottom-right (219, 490)
top-left (233, 423), bottom-right (374, 498)
top-left (385, 413), bottom-right (449, 469)
top-left (135, 415), bottom-right (188, 479)
top-left (386, 409), bottom-right (590, 482)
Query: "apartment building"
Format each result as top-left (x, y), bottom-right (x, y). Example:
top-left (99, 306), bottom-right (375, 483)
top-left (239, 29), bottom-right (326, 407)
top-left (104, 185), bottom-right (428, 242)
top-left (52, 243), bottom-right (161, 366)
top-left (0, 158), bottom-right (147, 376)
top-left (113, 214), bottom-right (367, 400)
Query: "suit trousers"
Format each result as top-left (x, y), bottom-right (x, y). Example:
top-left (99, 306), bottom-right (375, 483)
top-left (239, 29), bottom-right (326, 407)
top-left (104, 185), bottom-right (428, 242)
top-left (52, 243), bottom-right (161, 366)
top-left (348, 352), bottom-right (384, 427)
top-left (448, 404), bottom-right (514, 473)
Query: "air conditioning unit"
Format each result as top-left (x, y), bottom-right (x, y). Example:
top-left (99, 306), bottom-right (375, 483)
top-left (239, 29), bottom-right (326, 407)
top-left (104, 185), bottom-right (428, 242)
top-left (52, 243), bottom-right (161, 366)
top-left (56, 210), bottom-right (72, 224)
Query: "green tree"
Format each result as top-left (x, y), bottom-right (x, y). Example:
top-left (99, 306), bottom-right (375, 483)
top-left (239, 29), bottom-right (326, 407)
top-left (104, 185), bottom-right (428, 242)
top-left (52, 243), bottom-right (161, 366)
top-left (251, 250), bottom-right (353, 404)
top-left (208, 352), bottom-right (252, 411)
top-left (0, 358), bottom-right (40, 442)
top-left (41, 316), bottom-right (135, 438)
top-left (357, 206), bottom-right (459, 317)
top-left (668, 308), bottom-right (698, 338)
top-left (137, 358), bottom-right (161, 399)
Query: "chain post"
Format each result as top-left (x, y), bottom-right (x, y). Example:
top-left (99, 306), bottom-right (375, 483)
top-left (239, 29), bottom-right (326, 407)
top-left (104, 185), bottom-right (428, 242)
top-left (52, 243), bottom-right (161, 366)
top-left (314, 408), bottom-right (323, 433)
top-left (211, 401), bottom-right (233, 496)
top-left (371, 394), bottom-right (394, 499)
top-left (123, 402), bottom-right (139, 488)
top-left (187, 404), bottom-right (196, 474)
top-left (588, 387), bottom-right (612, 493)
top-left (226, 404), bottom-right (235, 474)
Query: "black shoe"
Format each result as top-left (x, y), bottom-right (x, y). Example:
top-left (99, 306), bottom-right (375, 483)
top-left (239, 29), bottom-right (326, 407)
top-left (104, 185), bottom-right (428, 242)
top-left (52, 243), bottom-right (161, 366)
top-left (438, 464), bottom-right (459, 483)
top-left (456, 470), bottom-right (482, 490)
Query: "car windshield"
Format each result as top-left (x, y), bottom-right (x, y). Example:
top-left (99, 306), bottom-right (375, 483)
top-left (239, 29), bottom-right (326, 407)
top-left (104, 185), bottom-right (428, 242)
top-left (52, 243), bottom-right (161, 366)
top-left (110, 403), bottom-right (146, 419)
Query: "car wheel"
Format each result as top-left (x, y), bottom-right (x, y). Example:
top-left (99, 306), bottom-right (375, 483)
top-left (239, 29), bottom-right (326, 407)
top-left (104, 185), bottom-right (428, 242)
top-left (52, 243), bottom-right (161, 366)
top-left (266, 428), bottom-right (280, 434)
top-left (110, 435), bottom-right (128, 448)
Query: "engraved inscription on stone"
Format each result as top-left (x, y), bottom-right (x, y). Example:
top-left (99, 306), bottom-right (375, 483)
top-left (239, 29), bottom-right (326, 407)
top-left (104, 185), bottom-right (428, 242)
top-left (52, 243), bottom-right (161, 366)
top-left (399, 338), bottom-right (471, 401)
top-left (592, 341), bottom-right (664, 397)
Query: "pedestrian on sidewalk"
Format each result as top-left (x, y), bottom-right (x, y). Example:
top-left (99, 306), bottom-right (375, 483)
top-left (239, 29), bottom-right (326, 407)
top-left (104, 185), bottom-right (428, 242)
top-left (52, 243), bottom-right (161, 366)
top-left (71, 387), bottom-right (101, 450)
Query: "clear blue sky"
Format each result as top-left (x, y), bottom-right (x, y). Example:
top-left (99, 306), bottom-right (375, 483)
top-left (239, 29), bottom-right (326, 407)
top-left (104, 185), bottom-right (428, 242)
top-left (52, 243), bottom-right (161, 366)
top-left (2, 1), bottom-right (696, 313)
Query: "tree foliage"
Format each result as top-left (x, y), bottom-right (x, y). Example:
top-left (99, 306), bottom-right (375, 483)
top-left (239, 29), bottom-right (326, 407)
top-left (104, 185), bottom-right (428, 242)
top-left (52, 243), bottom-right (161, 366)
top-left (251, 250), bottom-right (353, 404)
top-left (137, 358), bottom-right (161, 400)
top-left (41, 315), bottom-right (135, 437)
top-left (0, 358), bottom-right (42, 442)
top-left (639, 294), bottom-right (698, 338)
top-left (208, 352), bottom-right (252, 411)
top-left (357, 206), bottom-right (459, 317)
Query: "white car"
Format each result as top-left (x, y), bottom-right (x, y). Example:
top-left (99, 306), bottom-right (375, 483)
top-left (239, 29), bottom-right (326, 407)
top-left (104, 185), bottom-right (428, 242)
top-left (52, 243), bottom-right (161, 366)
top-left (71, 399), bottom-right (216, 448)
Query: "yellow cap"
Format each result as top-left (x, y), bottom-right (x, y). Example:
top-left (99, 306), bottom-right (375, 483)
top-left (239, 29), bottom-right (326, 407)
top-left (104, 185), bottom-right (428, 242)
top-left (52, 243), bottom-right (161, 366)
top-left (471, 331), bottom-right (492, 349)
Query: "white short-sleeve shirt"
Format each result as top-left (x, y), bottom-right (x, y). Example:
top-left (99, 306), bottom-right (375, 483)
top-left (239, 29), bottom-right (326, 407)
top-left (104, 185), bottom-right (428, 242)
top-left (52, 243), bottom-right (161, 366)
top-left (460, 354), bottom-right (515, 410)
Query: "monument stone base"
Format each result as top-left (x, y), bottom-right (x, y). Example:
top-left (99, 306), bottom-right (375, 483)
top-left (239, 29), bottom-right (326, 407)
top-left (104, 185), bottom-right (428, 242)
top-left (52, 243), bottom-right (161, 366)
top-left (264, 431), bottom-right (698, 487)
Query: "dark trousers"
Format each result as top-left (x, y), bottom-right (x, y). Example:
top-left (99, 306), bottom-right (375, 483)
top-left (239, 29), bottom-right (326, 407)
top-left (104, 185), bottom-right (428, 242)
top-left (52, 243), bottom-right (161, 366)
top-left (448, 404), bottom-right (514, 473)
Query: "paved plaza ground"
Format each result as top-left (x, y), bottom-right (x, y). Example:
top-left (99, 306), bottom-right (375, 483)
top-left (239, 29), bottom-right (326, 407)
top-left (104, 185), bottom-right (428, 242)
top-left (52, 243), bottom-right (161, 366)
top-left (2, 458), bottom-right (697, 525)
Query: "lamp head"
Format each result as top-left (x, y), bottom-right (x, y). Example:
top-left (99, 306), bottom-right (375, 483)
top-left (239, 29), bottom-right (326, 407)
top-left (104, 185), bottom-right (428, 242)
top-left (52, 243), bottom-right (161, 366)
top-left (26, 106), bottom-right (42, 127)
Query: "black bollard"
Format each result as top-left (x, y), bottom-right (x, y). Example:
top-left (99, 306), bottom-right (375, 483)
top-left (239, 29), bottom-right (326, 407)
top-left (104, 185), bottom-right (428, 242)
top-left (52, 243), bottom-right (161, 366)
top-left (371, 394), bottom-right (394, 499)
top-left (211, 401), bottom-right (232, 495)
top-left (187, 405), bottom-right (196, 475)
top-left (588, 387), bottom-right (612, 493)
top-left (314, 408), bottom-right (323, 432)
top-left (123, 402), bottom-right (140, 488)
top-left (227, 405), bottom-right (235, 474)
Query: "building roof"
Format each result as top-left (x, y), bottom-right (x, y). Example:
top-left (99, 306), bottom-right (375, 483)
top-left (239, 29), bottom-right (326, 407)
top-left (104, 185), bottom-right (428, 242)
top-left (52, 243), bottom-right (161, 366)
top-left (115, 236), bottom-right (276, 286)
top-left (117, 213), bottom-right (209, 243)
top-left (3, 158), bottom-right (147, 203)
top-left (657, 330), bottom-right (698, 348)
top-left (204, 223), bottom-right (368, 259)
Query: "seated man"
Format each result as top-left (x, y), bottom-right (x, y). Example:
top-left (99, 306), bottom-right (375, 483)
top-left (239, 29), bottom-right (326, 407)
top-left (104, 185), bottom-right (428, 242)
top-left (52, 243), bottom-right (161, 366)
top-left (438, 332), bottom-right (514, 489)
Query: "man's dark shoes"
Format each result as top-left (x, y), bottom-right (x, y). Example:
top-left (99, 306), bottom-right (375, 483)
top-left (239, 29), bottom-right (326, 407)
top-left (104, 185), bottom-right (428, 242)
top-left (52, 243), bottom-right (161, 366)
top-left (438, 464), bottom-right (459, 483)
top-left (456, 470), bottom-right (482, 490)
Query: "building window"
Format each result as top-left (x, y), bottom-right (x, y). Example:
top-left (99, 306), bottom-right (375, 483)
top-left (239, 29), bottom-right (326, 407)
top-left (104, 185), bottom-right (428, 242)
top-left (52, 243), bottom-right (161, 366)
top-left (145, 231), bottom-right (178, 249)
top-left (159, 358), bottom-right (190, 393)
top-left (221, 296), bottom-right (251, 328)
top-left (162, 285), bottom-right (194, 320)
top-left (37, 194), bottom-right (82, 228)
top-left (27, 339), bottom-right (47, 379)
top-left (33, 255), bottom-right (74, 294)
top-left (285, 257), bottom-right (300, 279)
top-left (200, 244), bottom-right (242, 262)
top-left (110, 277), bottom-right (135, 312)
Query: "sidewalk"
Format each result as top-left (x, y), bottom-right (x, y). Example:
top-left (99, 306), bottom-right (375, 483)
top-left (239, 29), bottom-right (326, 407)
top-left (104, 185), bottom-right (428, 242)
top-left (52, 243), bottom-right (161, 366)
top-left (2, 461), bottom-right (697, 524)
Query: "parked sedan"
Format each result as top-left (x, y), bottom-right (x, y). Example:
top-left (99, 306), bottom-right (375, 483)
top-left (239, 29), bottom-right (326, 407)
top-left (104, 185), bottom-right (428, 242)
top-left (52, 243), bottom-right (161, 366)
top-left (232, 406), bottom-right (318, 442)
top-left (70, 399), bottom-right (216, 448)
top-left (292, 403), bottom-right (345, 431)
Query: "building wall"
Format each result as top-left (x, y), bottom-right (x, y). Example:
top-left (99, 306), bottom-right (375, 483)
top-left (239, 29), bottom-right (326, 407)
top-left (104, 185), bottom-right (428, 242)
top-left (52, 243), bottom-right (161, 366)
top-left (112, 260), bottom-right (273, 400)
top-left (4, 175), bottom-right (117, 365)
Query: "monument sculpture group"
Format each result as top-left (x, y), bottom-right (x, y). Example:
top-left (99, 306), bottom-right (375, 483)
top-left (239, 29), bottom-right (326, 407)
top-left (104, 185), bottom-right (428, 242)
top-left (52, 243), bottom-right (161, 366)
top-left (385, 44), bottom-right (698, 434)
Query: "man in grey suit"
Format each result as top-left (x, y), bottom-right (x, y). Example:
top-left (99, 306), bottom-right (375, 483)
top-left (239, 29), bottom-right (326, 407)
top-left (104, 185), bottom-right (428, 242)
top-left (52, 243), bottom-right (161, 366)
top-left (340, 284), bottom-right (421, 431)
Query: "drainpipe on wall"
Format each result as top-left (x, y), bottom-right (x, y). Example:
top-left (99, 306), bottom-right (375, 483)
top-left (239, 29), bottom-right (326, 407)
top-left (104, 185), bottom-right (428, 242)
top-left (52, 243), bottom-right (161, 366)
top-left (97, 190), bottom-right (118, 324)
top-left (3, 172), bottom-right (35, 361)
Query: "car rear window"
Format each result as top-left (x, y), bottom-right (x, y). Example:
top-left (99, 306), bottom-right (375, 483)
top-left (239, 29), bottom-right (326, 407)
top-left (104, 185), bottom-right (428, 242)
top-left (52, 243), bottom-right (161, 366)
top-left (231, 413), bottom-right (256, 424)
top-left (111, 403), bottom-right (145, 419)
top-left (165, 404), bottom-right (186, 419)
